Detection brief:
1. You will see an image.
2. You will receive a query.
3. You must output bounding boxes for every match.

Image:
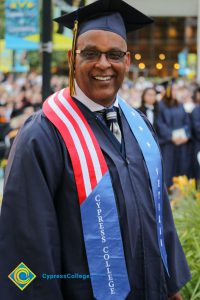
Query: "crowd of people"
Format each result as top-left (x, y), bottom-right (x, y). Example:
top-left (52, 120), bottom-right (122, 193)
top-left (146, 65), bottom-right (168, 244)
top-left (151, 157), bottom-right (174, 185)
top-left (120, 78), bottom-right (200, 187)
top-left (0, 72), bottom-right (68, 160)
top-left (0, 72), bottom-right (200, 187)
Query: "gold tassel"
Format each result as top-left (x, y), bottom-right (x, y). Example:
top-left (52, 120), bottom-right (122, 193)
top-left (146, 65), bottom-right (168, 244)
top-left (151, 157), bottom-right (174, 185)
top-left (166, 84), bottom-right (171, 99)
top-left (166, 80), bottom-right (172, 99)
top-left (69, 20), bottom-right (78, 96)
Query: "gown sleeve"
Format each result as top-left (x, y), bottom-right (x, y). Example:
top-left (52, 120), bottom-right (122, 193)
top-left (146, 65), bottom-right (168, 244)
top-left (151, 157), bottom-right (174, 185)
top-left (162, 186), bottom-right (191, 296)
top-left (0, 112), bottom-right (65, 300)
top-left (192, 106), bottom-right (200, 140)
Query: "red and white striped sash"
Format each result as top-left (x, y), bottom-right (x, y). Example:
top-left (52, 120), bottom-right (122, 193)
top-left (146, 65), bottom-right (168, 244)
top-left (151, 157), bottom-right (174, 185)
top-left (43, 87), bottom-right (108, 204)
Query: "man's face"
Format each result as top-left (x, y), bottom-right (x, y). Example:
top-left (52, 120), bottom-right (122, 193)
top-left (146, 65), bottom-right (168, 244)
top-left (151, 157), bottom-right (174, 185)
top-left (74, 30), bottom-right (130, 106)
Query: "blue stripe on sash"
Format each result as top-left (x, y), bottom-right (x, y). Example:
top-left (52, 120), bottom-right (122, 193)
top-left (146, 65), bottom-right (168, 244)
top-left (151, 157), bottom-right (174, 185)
top-left (81, 171), bottom-right (130, 300)
top-left (118, 97), bottom-right (169, 276)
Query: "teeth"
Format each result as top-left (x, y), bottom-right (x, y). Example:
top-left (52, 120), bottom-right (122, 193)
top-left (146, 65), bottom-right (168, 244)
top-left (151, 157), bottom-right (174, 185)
top-left (94, 76), bottom-right (111, 81)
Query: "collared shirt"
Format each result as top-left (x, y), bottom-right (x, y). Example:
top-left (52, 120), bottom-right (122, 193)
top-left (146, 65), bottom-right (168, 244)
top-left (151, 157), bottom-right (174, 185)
top-left (144, 104), bottom-right (154, 125)
top-left (74, 82), bottom-right (119, 112)
top-left (74, 82), bottom-right (122, 149)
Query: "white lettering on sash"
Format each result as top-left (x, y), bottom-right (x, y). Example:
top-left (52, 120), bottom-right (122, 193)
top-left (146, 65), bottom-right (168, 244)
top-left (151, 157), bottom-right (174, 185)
top-left (156, 168), bottom-right (159, 176)
top-left (95, 195), bottom-right (106, 244)
top-left (96, 202), bottom-right (101, 209)
top-left (95, 195), bottom-right (116, 295)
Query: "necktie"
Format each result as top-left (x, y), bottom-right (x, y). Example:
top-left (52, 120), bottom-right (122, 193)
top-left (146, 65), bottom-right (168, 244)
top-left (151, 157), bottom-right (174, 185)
top-left (105, 107), bottom-right (122, 143)
top-left (94, 109), bottom-right (106, 125)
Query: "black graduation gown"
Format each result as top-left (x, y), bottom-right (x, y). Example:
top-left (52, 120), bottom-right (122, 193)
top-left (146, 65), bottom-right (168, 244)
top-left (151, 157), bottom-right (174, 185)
top-left (0, 99), bottom-right (190, 300)
top-left (191, 105), bottom-right (200, 180)
top-left (156, 101), bottom-right (192, 188)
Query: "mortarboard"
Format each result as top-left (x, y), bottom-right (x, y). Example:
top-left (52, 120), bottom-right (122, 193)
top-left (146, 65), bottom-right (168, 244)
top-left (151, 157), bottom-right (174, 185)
top-left (158, 78), bottom-right (176, 99)
top-left (54, 0), bottom-right (154, 95)
top-left (54, 0), bottom-right (153, 38)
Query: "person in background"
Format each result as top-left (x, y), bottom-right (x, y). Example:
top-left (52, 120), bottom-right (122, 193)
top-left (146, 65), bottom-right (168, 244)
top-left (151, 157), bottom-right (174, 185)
top-left (179, 86), bottom-right (195, 114)
top-left (0, 103), bottom-right (11, 160)
top-left (156, 82), bottom-right (192, 188)
top-left (0, 1), bottom-right (190, 299)
top-left (139, 87), bottom-right (158, 129)
top-left (191, 104), bottom-right (200, 182)
top-left (193, 86), bottom-right (200, 105)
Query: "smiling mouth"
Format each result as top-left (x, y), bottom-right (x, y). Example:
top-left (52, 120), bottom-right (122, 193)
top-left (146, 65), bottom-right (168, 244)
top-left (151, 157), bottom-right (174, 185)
top-left (92, 76), bottom-right (113, 81)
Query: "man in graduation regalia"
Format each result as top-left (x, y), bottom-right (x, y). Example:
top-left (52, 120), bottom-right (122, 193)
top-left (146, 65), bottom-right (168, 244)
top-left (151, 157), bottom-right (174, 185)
top-left (0, 1), bottom-right (190, 299)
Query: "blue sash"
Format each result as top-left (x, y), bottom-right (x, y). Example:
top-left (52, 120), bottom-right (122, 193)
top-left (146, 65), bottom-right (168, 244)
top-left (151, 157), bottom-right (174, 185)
top-left (118, 96), bottom-right (169, 275)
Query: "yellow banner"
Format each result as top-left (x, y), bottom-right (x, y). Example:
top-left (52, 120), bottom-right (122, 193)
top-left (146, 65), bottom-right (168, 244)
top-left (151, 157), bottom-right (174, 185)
top-left (0, 40), bottom-right (13, 72)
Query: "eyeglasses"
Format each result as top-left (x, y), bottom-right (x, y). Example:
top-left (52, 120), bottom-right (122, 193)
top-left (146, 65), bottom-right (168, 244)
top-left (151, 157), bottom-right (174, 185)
top-left (75, 49), bottom-right (127, 62)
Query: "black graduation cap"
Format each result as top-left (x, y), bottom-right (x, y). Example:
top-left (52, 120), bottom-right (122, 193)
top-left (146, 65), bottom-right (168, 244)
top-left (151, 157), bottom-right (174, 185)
top-left (159, 78), bottom-right (176, 88)
top-left (54, 0), bottom-right (153, 39)
top-left (158, 78), bottom-right (176, 99)
top-left (54, 0), bottom-right (153, 95)
top-left (0, 102), bottom-right (7, 107)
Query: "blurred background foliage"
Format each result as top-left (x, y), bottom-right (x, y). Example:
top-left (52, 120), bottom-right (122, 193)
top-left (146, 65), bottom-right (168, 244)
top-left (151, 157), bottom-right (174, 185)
top-left (171, 176), bottom-right (200, 300)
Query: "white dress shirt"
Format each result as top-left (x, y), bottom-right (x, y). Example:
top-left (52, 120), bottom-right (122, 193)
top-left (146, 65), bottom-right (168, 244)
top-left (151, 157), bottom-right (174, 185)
top-left (74, 82), bottom-right (118, 112)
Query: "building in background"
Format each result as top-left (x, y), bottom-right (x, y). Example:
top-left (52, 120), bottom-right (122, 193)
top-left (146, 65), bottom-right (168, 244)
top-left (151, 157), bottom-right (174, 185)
top-left (87, 0), bottom-right (199, 80)
top-left (1, 0), bottom-right (199, 80)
